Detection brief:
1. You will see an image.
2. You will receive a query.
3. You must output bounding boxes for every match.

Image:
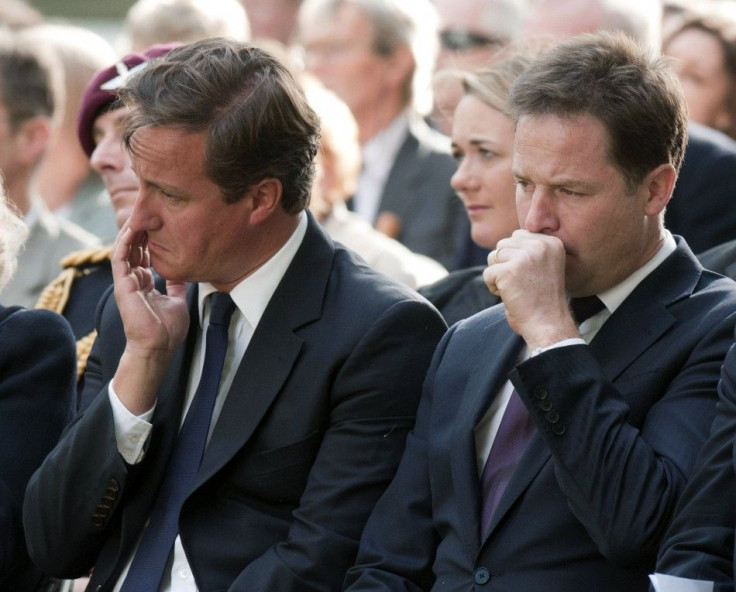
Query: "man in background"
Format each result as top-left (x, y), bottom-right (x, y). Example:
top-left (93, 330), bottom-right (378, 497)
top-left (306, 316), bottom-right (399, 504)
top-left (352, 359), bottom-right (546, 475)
top-left (298, 0), bottom-right (466, 269)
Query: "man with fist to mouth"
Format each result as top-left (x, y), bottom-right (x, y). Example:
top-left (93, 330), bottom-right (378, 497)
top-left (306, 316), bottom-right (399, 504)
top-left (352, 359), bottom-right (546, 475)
top-left (345, 32), bottom-right (736, 592)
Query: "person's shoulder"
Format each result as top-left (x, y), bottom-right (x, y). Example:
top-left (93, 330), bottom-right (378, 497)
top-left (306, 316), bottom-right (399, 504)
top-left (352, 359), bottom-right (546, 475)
top-left (687, 121), bottom-right (736, 157)
top-left (419, 266), bottom-right (501, 325)
top-left (419, 266), bottom-right (486, 303)
top-left (59, 245), bottom-right (113, 270)
top-left (35, 246), bottom-right (113, 313)
top-left (698, 239), bottom-right (736, 280)
top-left (0, 306), bottom-right (73, 341)
top-left (54, 215), bottom-right (102, 249)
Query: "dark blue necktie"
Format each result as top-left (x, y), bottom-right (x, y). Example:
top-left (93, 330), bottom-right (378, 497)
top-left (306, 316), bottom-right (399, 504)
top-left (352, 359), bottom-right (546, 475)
top-left (479, 295), bottom-right (604, 539)
top-left (120, 292), bottom-right (237, 591)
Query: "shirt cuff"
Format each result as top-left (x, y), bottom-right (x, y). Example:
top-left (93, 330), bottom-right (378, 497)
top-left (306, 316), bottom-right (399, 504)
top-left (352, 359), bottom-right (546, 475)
top-left (649, 573), bottom-right (714, 592)
top-left (530, 337), bottom-right (586, 357)
top-left (108, 383), bottom-right (155, 464)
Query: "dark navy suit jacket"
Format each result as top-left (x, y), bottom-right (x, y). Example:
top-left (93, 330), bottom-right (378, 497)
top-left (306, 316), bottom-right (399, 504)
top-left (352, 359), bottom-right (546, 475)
top-left (666, 123), bottom-right (736, 254)
top-left (23, 214), bottom-right (447, 592)
top-left (655, 323), bottom-right (736, 590)
top-left (345, 238), bottom-right (736, 591)
top-left (0, 305), bottom-right (75, 590)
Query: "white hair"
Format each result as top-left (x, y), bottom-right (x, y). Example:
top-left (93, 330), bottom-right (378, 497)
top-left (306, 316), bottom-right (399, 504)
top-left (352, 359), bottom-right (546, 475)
top-left (0, 186), bottom-right (28, 294)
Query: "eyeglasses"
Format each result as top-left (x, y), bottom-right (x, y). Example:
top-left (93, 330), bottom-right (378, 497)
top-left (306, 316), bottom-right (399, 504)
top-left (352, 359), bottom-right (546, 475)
top-left (440, 29), bottom-right (507, 51)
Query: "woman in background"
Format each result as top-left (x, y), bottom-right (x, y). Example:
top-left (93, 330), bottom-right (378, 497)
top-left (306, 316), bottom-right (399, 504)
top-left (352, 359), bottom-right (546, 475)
top-left (663, 7), bottom-right (736, 140)
top-left (0, 188), bottom-right (75, 590)
top-left (420, 49), bottom-right (536, 325)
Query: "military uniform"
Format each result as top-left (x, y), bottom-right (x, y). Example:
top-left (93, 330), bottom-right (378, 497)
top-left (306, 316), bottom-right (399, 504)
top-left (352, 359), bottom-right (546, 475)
top-left (36, 246), bottom-right (112, 391)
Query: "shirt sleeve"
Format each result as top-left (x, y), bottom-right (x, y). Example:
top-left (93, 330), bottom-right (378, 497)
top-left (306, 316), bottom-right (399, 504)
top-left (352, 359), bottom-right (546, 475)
top-left (107, 383), bottom-right (155, 464)
top-left (649, 573), bottom-right (714, 591)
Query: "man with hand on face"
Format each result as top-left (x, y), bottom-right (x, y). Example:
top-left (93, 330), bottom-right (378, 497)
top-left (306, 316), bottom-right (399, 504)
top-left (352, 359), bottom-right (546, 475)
top-left (344, 32), bottom-right (736, 591)
top-left (23, 38), bottom-right (446, 592)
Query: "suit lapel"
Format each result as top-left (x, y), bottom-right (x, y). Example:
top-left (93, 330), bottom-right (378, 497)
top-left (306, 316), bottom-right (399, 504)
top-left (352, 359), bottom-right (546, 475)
top-left (589, 239), bottom-right (698, 382)
top-left (451, 314), bottom-right (523, 555)
top-left (194, 214), bottom-right (334, 488)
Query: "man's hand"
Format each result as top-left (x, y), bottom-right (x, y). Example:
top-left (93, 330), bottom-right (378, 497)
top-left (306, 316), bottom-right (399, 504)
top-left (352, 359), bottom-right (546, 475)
top-left (483, 229), bottom-right (578, 351)
top-left (111, 225), bottom-right (190, 415)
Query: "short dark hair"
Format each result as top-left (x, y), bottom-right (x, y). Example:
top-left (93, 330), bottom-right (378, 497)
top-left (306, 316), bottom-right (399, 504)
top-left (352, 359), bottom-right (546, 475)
top-left (120, 37), bottom-right (320, 214)
top-left (0, 28), bottom-right (56, 130)
top-left (509, 32), bottom-right (688, 193)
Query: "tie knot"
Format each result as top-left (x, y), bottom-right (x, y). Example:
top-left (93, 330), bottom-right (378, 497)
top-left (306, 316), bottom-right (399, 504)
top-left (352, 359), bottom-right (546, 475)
top-left (569, 295), bottom-right (605, 325)
top-left (208, 292), bottom-right (236, 327)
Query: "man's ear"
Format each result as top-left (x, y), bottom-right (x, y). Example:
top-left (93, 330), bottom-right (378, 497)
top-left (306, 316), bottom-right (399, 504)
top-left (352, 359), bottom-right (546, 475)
top-left (643, 163), bottom-right (677, 216)
top-left (247, 178), bottom-right (283, 225)
top-left (14, 116), bottom-right (51, 167)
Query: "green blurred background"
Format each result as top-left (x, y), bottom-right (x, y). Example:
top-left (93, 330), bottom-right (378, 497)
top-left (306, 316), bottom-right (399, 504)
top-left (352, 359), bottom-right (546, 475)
top-left (29, 0), bottom-right (134, 19)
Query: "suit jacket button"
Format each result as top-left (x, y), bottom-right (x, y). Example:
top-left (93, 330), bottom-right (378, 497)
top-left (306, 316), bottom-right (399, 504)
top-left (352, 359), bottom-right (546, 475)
top-left (533, 387), bottom-right (547, 400)
top-left (91, 515), bottom-right (104, 527)
top-left (552, 423), bottom-right (566, 436)
top-left (539, 399), bottom-right (552, 411)
top-left (108, 479), bottom-right (120, 492)
top-left (545, 410), bottom-right (560, 423)
top-left (473, 567), bottom-right (490, 585)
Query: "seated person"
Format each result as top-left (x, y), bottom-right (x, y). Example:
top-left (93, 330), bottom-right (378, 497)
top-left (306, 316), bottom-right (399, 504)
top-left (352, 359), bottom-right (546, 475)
top-left (0, 186), bottom-right (75, 589)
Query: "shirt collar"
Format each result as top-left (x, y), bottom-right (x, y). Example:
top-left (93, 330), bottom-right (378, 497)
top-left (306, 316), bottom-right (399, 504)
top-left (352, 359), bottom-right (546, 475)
top-left (597, 230), bottom-right (677, 314)
top-left (361, 113), bottom-right (409, 176)
top-left (197, 212), bottom-right (307, 330)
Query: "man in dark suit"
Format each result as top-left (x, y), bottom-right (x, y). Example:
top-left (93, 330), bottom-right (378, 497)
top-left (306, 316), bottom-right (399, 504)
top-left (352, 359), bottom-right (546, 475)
top-left (23, 39), bottom-right (446, 592)
top-left (344, 32), bottom-right (736, 592)
top-left (652, 337), bottom-right (736, 590)
top-left (298, 0), bottom-right (466, 269)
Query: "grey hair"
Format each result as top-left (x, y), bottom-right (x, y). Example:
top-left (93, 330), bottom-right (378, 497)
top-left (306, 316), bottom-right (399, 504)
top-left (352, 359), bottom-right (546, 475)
top-left (299, 0), bottom-right (440, 114)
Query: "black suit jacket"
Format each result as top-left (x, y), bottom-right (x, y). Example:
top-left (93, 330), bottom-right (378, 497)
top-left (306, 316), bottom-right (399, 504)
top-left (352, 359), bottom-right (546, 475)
top-left (655, 327), bottom-right (736, 590)
top-left (23, 215), bottom-right (447, 592)
top-left (666, 122), bottom-right (736, 253)
top-left (345, 239), bottom-right (736, 591)
top-left (418, 266), bottom-right (499, 327)
top-left (0, 305), bottom-right (75, 590)
top-left (698, 239), bottom-right (736, 281)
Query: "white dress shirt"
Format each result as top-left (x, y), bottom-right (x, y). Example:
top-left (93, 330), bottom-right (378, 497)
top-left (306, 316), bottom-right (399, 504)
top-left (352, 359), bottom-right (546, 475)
top-left (108, 212), bottom-right (307, 592)
top-left (353, 113), bottom-right (409, 224)
top-left (649, 573), bottom-right (714, 591)
top-left (473, 232), bottom-right (677, 474)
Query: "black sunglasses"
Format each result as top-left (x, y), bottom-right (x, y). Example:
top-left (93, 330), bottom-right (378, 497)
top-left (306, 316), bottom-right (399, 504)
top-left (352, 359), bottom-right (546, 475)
top-left (440, 29), bottom-right (507, 51)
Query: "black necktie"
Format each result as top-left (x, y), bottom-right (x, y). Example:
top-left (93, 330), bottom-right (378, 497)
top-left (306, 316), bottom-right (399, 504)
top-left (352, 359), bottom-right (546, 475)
top-left (569, 295), bottom-right (605, 325)
top-left (120, 292), bottom-right (237, 591)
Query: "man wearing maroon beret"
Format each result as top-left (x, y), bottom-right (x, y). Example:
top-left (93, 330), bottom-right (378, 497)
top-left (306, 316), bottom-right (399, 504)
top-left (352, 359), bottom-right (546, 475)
top-left (36, 44), bottom-right (178, 402)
